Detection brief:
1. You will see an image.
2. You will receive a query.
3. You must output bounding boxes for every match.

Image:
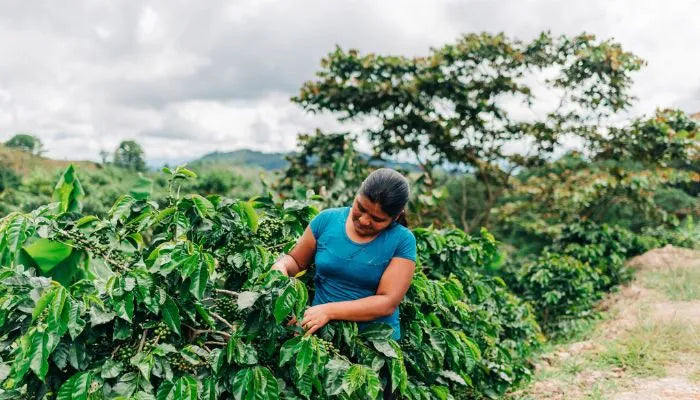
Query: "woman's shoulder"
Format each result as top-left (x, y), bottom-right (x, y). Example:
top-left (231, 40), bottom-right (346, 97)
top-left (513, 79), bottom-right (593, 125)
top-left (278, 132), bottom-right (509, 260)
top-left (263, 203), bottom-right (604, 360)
top-left (310, 207), bottom-right (348, 238)
top-left (315, 206), bottom-right (349, 220)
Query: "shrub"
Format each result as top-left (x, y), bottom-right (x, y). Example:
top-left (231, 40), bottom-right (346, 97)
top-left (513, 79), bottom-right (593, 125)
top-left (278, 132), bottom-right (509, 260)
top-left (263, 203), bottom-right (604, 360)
top-left (514, 252), bottom-right (602, 335)
top-left (0, 166), bottom-right (538, 400)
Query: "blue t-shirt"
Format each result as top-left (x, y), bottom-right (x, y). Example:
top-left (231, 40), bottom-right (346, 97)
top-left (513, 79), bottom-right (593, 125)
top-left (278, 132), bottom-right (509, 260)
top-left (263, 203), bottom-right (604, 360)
top-left (309, 206), bottom-right (416, 339)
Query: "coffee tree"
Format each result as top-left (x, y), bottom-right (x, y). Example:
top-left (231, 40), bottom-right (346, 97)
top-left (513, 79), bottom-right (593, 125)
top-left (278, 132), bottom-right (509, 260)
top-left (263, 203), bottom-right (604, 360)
top-left (0, 166), bottom-right (541, 399)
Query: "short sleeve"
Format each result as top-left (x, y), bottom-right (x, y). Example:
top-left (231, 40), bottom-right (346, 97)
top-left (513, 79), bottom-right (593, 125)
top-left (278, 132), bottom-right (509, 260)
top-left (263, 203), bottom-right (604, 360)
top-left (309, 209), bottom-right (332, 239)
top-left (393, 230), bottom-right (416, 262)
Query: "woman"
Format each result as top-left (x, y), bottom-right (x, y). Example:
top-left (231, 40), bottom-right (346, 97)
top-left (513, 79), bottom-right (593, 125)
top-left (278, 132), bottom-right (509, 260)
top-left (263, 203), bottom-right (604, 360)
top-left (271, 168), bottom-right (416, 397)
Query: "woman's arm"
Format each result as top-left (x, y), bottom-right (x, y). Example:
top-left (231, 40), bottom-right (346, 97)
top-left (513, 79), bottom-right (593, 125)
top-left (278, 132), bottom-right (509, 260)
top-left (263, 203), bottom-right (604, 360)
top-left (270, 226), bottom-right (316, 277)
top-left (300, 257), bottom-right (416, 335)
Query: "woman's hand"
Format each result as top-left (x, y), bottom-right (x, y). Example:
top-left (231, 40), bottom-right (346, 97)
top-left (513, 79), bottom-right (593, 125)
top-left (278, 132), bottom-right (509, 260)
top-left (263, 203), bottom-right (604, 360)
top-left (301, 304), bottom-right (333, 335)
top-left (270, 262), bottom-right (289, 277)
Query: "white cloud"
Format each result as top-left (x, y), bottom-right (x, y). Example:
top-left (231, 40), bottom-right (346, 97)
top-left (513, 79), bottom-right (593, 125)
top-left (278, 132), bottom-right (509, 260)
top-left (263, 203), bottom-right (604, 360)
top-left (0, 0), bottom-right (697, 165)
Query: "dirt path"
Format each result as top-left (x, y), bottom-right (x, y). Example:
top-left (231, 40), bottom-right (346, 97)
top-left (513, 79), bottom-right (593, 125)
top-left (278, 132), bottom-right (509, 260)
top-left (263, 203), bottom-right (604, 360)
top-left (512, 245), bottom-right (700, 400)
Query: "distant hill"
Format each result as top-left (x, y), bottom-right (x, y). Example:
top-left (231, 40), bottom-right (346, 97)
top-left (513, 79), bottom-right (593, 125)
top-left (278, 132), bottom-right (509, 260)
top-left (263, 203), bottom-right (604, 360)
top-left (192, 149), bottom-right (289, 170)
top-left (0, 144), bottom-right (99, 176)
top-left (190, 149), bottom-right (420, 172)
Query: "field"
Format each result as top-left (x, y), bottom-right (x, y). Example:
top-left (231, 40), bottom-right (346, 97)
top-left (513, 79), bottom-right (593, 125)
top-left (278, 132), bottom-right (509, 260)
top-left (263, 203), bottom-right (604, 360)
top-left (0, 30), bottom-right (697, 399)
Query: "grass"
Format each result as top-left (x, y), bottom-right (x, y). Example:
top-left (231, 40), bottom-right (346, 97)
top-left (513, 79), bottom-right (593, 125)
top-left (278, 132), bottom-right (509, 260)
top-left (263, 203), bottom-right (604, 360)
top-left (690, 368), bottom-right (700, 383)
top-left (516, 264), bottom-right (700, 399)
top-left (639, 267), bottom-right (700, 301)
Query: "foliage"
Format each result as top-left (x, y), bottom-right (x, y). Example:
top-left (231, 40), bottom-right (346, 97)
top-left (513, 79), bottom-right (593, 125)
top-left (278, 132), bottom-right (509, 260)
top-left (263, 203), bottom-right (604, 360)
top-left (551, 221), bottom-right (643, 290)
top-left (5, 134), bottom-right (44, 156)
top-left (410, 228), bottom-right (542, 398)
top-left (513, 252), bottom-right (602, 335)
top-left (294, 31), bottom-right (645, 228)
top-left (593, 108), bottom-right (698, 167)
top-left (0, 163), bottom-right (256, 220)
top-left (495, 152), bottom-right (698, 246)
top-left (113, 141), bottom-right (147, 172)
top-left (276, 130), bottom-right (454, 228)
top-left (276, 130), bottom-right (371, 208)
top-left (0, 166), bottom-right (539, 400)
top-left (0, 165), bottom-right (21, 192)
top-left (640, 216), bottom-right (699, 250)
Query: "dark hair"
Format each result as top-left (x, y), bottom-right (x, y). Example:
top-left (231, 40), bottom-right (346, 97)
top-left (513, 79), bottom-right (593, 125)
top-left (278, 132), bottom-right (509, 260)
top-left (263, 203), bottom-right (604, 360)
top-left (359, 168), bottom-right (410, 227)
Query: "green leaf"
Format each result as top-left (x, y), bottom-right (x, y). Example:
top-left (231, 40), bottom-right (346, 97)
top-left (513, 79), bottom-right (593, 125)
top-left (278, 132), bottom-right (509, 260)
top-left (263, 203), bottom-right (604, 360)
top-left (75, 215), bottom-right (99, 228)
top-left (7, 215), bottom-right (28, 257)
top-left (101, 359), bottom-right (123, 379)
top-left (161, 296), bottom-right (181, 336)
top-left (53, 165), bottom-right (85, 213)
top-left (51, 343), bottom-right (70, 370)
top-left (370, 339), bottom-right (397, 358)
top-left (358, 323), bottom-right (394, 341)
top-left (188, 263), bottom-right (209, 301)
top-left (439, 370), bottom-right (466, 386)
top-left (273, 285), bottom-right (296, 324)
top-left (430, 385), bottom-right (450, 400)
top-left (174, 166), bottom-right (197, 179)
top-left (113, 318), bottom-right (133, 340)
top-left (231, 367), bottom-right (279, 400)
top-left (23, 239), bottom-right (73, 273)
top-left (108, 195), bottom-right (136, 225)
top-left (32, 286), bottom-right (57, 321)
top-left (226, 337), bottom-right (258, 366)
top-left (126, 233), bottom-right (145, 250)
top-left (114, 292), bottom-right (135, 322)
top-left (201, 377), bottom-right (218, 400)
top-left (236, 200), bottom-right (259, 233)
top-left (388, 357), bottom-right (407, 394)
top-left (364, 368), bottom-right (381, 400)
top-left (111, 372), bottom-right (138, 398)
top-left (133, 352), bottom-right (155, 381)
top-left (89, 305), bottom-right (116, 326)
top-left (342, 364), bottom-right (366, 396)
top-left (57, 371), bottom-right (95, 400)
top-left (185, 194), bottom-right (214, 218)
top-left (28, 330), bottom-right (50, 381)
top-left (293, 279), bottom-right (308, 318)
top-left (323, 358), bottom-right (349, 396)
top-left (47, 286), bottom-right (71, 338)
top-left (279, 336), bottom-right (301, 367)
top-left (156, 375), bottom-right (198, 400)
top-left (295, 337), bottom-right (315, 377)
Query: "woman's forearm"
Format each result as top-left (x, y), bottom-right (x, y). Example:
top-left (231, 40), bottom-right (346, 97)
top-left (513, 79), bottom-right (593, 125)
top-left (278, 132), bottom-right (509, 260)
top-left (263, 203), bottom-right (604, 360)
top-left (324, 295), bottom-right (396, 322)
top-left (271, 254), bottom-right (301, 276)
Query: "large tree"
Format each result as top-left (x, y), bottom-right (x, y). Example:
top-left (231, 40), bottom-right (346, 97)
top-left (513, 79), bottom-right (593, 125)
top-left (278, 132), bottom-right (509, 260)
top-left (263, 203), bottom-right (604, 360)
top-left (113, 140), bottom-right (147, 171)
top-left (293, 32), bottom-right (645, 229)
top-left (5, 133), bottom-right (44, 155)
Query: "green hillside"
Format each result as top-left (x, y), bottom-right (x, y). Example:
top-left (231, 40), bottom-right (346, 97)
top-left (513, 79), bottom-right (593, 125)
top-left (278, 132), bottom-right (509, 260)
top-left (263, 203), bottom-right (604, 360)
top-left (191, 148), bottom-right (421, 171)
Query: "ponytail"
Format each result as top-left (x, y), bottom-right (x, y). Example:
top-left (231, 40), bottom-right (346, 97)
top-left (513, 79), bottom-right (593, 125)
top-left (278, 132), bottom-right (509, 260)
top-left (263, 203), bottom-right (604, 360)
top-left (396, 210), bottom-right (408, 227)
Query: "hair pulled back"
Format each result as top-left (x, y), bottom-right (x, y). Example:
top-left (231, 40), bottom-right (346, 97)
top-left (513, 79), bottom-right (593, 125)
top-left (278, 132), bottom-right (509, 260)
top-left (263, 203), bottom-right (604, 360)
top-left (359, 168), bottom-right (410, 227)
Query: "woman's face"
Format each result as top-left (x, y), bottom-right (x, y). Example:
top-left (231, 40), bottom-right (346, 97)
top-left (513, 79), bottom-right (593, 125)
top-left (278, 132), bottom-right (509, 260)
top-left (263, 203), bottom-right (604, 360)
top-left (350, 194), bottom-right (395, 237)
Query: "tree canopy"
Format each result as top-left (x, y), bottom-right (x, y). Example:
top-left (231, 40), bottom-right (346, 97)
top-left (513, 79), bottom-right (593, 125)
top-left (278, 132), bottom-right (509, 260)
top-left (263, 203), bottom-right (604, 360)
top-left (114, 140), bottom-right (147, 172)
top-left (5, 133), bottom-right (44, 155)
top-left (294, 31), bottom-right (646, 227)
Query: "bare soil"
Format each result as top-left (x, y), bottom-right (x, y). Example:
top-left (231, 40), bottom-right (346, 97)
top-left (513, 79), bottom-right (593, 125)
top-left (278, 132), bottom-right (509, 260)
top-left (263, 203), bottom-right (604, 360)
top-left (514, 246), bottom-right (700, 400)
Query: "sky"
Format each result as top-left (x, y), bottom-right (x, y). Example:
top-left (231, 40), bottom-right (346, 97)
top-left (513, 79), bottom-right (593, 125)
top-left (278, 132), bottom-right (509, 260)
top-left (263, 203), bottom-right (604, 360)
top-left (0, 0), bottom-right (698, 165)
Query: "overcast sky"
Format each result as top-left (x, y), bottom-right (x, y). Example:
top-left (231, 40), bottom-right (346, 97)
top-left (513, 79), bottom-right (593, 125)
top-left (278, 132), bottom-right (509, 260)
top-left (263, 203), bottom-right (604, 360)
top-left (1, 0), bottom-right (698, 164)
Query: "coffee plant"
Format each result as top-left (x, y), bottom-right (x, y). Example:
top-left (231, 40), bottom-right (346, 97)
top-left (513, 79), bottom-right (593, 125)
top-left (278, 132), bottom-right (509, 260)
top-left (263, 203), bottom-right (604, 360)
top-left (510, 252), bottom-right (602, 335)
top-left (0, 165), bottom-right (542, 399)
